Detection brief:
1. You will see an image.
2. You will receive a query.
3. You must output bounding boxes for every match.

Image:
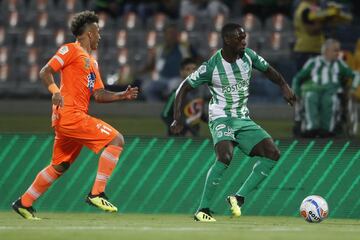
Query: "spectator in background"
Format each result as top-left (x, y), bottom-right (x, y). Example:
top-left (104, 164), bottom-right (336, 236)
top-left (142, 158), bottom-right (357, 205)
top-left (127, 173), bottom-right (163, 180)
top-left (140, 23), bottom-right (197, 102)
top-left (161, 58), bottom-right (209, 137)
top-left (180, 0), bottom-right (230, 19)
top-left (293, 0), bottom-right (325, 71)
top-left (292, 0), bottom-right (353, 136)
top-left (292, 39), bottom-right (360, 138)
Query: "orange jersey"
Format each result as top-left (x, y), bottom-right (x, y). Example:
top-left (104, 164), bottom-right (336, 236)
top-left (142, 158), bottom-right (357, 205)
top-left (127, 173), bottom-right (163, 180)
top-left (47, 42), bottom-right (104, 126)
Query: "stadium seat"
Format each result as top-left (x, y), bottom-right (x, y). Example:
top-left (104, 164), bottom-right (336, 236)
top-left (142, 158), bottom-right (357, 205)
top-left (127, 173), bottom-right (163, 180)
top-left (146, 13), bottom-right (168, 32)
top-left (180, 14), bottom-right (202, 32)
top-left (116, 48), bottom-right (129, 66)
top-left (1, 0), bottom-right (26, 14)
top-left (0, 47), bottom-right (9, 65)
top-left (264, 14), bottom-right (292, 32)
top-left (0, 63), bottom-right (18, 96)
top-left (0, 26), bottom-right (6, 47)
top-left (210, 13), bottom-right (227, 32)
top-left (239, 13), bottom-right (262, 32)
top-left (54, 0), bottom-right (84, 13)
top-left (245, 31), bottom-right (263, 52)
top-left (261, 31), bottom-right (291, 60)
top-left (119, 12), bottom-right (142, 31)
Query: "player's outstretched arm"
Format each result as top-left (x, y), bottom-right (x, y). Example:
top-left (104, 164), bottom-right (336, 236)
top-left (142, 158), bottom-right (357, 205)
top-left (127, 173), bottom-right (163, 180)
top-left (264, 65), bottom-right (296, 106)
top-left (39, 64), bottom-right (63, 107)
top-left (170, 80), bottom-right (193, 134)
top-left (93, 85), bottom-right (139, 103)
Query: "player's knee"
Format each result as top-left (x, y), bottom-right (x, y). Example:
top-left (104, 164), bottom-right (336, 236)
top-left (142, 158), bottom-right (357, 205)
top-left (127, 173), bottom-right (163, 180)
top-left (110, 132), bottom-right (125, 147)
top-left (218, 152), bottom-right (233, 166)
top-left (266, 147), bottom-right (280, 161)
top-left (52, 162), bottom-right (70, 173)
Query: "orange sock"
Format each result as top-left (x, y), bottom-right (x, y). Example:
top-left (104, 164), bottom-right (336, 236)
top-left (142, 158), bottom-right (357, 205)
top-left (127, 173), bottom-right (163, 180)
top-left (21, 165), bottom-right (62, 207)
top-left (91, 145), bottom-right (123, 195)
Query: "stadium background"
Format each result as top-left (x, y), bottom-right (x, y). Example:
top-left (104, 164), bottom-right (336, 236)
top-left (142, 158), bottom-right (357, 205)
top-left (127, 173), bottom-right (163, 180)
top-left (0, 0), bottom-right (359, 221)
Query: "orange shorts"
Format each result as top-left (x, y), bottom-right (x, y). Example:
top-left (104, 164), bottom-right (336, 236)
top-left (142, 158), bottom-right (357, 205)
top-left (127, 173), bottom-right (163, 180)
top-left (51, 111), bottom-right (119, 165)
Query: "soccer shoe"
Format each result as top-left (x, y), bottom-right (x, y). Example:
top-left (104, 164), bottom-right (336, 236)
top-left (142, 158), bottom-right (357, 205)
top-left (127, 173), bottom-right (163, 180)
top-left (194, 208), bottom-right (216, 222)
top-left (86, 192), bottom-right (118, 212)
top-left (227, 195), bottom-right (244, 217)
top-left (12, 198), bottom-right (41, 220)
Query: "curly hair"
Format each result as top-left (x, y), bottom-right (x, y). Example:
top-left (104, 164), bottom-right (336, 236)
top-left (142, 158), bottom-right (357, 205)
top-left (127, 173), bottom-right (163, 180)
top-left (70, 11), bottom-right (99, 37)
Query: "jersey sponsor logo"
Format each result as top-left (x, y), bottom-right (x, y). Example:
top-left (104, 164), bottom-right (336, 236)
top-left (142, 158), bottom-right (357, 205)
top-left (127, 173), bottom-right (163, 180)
top-left (198, 65), bottom-right (207, 74)
top-left (258, 55), bottom-right (267, 66)
top-left (84, 58), bottom-right (90, 69)
top-left (215, 124), bottom-right (226, 131)
top-left (58, 46), bottom-right (69, 55)
top-left (222, 82), bottom-right (248, 94)
top-left (189, 71), bottom-right (200, 80)
top-left (87, 72), bottom-right (96, 93)
top-left (223, 127), bottom-right (234, 138)
top-left (189, 65), bottom-right (207, 81)
top-left (216, 126), bottom-right (234, 139)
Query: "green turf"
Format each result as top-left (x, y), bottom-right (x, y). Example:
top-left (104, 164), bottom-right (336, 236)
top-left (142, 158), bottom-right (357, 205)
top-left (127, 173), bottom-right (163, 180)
top-left (0, 212), bottom-right (359, 240)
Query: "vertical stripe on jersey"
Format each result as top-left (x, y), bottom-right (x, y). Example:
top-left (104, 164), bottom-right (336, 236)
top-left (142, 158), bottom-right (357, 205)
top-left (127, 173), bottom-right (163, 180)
top-left (222, 61), bottom-right (240, 118)
top-left (231, 62), bottom-right (246, 118)
top-left (209, 67), bottom-right (226, 119)
top-left (215, 60), bottom-right (232, 116)
top-left (311, 57), bottom-right (321, 84)
top-left (321, 62), bottom-right (329, 84)
top-left (208, 86), bottom-right (218, 104)
top-left (332, 62), bottom-right (339, 84)
top-left (317, 61), bottom-right (324, 85)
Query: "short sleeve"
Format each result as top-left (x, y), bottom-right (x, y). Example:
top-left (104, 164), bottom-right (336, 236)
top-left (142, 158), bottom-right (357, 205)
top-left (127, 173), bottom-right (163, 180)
top-left (186, 62), bottom-right (212, 88)
top-left (246, 48), bottom-right (269, 72)
top-left (47, 44), bottom-right (74, 72)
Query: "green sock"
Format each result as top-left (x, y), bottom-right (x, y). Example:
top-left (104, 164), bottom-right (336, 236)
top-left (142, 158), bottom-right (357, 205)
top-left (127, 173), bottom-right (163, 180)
top-left (236, 157), bottom-right (276, 197)
top-left (198, 160), bottom-right (228, 210)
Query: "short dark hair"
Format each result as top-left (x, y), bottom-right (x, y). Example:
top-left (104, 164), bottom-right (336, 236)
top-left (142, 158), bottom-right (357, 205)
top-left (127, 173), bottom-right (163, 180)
top-left (70, 11), bottom-right (99, 37)
top-left (180, 58), bottom-right (197, 69)
top-left (221, 23), bottom-right (243, 41)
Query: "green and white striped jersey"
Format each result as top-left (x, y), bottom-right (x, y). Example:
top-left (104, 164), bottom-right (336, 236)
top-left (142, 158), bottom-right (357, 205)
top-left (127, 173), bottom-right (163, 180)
top-left (186, 48), bottom-right (269, 121)
top-left (292, 55), bottom-right (360, 96)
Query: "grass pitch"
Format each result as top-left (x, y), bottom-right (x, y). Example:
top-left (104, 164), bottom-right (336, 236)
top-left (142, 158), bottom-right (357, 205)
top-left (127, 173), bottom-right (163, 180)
top-left (0, 212), bottom-right (359, 240)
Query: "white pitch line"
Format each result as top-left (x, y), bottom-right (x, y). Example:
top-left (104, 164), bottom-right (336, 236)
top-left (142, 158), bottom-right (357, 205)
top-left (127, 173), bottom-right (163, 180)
top-left (1, 226), bottom-right (360, 232)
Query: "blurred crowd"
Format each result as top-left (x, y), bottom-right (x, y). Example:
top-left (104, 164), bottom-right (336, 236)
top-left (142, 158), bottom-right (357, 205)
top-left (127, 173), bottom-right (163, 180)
top-left (1, 0), bottom-right (360, 138)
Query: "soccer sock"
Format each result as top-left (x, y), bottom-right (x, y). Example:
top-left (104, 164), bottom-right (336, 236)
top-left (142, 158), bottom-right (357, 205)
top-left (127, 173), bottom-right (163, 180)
top-left (236, 157), bottom-right (276, 198)
top-left (91, 145), bottom-right (123, 195)
top-left (21, 165), bottom-right (62, 207)
top-left (198, 160), bottom-right (228, 210)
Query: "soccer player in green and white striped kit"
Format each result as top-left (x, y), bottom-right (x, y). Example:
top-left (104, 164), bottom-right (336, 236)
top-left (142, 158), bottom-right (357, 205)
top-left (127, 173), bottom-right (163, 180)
top-left (171, 23), bottom-right (296, 222)
top-left (292, 38), bottom-right (360, 138)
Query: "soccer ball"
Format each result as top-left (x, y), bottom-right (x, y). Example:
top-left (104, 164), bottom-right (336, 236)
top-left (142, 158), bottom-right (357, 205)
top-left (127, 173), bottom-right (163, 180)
top-left (299, 195), bottom-right (329, 223)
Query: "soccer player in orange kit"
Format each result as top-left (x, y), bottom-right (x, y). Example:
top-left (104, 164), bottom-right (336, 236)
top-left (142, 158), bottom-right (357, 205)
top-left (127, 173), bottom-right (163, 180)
top-left (12, 11), bottom-right (139, 220)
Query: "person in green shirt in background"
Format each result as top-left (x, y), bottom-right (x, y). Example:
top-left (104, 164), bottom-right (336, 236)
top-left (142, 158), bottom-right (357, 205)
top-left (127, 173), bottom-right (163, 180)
top-left (292, 38), bottom-right (360, 138)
